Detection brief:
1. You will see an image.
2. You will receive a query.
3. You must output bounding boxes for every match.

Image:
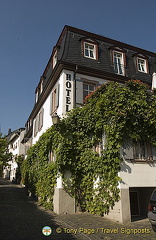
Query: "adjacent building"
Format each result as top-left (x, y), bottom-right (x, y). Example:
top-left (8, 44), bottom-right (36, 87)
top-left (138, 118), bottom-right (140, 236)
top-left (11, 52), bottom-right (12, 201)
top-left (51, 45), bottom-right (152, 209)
top-left (21, 25), bottom-right (156, 222)
top-left (3, 128), bottom-right (25, 181)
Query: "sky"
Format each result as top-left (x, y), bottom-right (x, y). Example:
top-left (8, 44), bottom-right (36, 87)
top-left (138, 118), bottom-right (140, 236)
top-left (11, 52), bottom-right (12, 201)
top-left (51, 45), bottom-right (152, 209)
top-left (1, 0), bottom-right (156, 135)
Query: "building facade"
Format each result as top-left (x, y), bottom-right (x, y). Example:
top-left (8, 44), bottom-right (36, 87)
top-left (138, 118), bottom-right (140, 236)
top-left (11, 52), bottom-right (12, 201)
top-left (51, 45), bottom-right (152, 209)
top-left (23, 25), bottom-right (156, 222)
top-left (3, 128), bottom-right (25, 181)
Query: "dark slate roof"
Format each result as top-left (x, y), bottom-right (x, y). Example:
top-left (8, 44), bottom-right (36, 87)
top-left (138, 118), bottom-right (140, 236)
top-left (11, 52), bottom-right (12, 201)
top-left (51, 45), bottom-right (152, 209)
top-left (57, 26), bottom-right (156, 85)
top-left (25, 26), bottom-right (156, 131)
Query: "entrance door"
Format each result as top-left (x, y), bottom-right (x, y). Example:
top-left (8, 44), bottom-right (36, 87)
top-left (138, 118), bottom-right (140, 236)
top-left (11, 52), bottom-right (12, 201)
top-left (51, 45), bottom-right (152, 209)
top-left (130, 191), bottom-right (140, 216)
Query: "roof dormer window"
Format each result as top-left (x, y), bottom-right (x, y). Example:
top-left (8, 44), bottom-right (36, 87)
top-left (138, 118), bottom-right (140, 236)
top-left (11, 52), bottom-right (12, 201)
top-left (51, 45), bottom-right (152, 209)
top-left (113, 51), bottom-right (125, 75)
top-left (137, 57), bottom-right (147, 73)
top-left (35, 90), bottom-right (38, 103)
top-left (53, 50), bottom-right (57, 68)
top-left (81, 37), bottom-right (98, 60)
top-left (109, 46), bottom-right (126, 76)
top-left (133, 53), bottom-right (149, 74)
top-left (84, 42), bottom-right (96, 59)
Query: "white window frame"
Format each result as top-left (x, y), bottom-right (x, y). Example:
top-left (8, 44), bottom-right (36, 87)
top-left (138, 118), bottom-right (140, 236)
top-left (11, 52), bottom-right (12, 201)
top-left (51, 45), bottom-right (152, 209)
top-left (50, 84), bottom-right (59, 115)
top-left (84, 42), bottom-right (96, 59)
top-left (53, 50), bottom-right (57, 68)
top-left (38, 108), bottom-right (44, 131)
top-left (83, 82), bottom-right (95, 99)
top-left (137, 58), bottom-right (147, 73)
top-left (33, 119), bottom-right (37, 137)
top-left (113, 51), bottom-right (125, 75)
top-left (35, 91), bottom-right (38, 103)
top-left (40, 80), bottom-right (43, 94)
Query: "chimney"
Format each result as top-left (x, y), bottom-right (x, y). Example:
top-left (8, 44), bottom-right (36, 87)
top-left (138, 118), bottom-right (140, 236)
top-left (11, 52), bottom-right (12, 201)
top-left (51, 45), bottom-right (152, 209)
top-left (8, 128), bottom-right (11, 135)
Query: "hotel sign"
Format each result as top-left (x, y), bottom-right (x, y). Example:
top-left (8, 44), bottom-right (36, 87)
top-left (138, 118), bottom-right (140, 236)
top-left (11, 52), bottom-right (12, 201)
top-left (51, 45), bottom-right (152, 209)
top-left (66, 74), bottom-right (72, 112)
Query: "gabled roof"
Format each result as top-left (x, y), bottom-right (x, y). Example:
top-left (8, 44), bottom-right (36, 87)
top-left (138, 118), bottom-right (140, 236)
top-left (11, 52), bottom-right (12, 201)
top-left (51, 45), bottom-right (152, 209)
top-left (7, 128), bottom-right (25, 143)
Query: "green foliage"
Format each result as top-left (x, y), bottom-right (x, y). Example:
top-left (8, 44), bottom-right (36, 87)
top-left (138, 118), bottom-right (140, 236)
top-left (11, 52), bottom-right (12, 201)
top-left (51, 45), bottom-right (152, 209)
top-left (0, 134), bottom-right (12, 176)
top-left (14, 155), bottom-right (24, 182)
top-left (21, 80), bottom-right (156, 215)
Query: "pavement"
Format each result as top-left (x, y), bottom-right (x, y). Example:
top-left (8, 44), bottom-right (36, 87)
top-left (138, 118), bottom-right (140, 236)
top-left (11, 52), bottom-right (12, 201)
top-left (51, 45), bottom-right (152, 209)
top-left (0, 177), bottom-right (156, 240)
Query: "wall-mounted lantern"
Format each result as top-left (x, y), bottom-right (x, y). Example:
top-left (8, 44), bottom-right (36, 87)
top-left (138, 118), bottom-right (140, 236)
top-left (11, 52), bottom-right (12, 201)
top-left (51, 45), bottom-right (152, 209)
top-left (52, 113), bottom-right (60, 125)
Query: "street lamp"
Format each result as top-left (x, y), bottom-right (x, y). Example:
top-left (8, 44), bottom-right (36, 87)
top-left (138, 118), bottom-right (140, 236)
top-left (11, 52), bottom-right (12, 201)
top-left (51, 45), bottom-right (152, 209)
top-left (52, 113), bottom-right (60, 125)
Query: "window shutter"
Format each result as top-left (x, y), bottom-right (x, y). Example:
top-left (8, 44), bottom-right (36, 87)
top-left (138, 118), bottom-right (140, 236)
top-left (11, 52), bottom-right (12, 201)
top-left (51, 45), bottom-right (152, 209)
top-left (122, 139), bottom-right (134, 160)
top-left (56, 83), bottom-right (60, 108)
top-left (39, 108), bottom-right (44, 129)
top-left (50, 92), bottom-right (53, 115)
top-left (36, 114), bottom-right (39, 132)
top-left (76, 79), bottom-right (83, 105)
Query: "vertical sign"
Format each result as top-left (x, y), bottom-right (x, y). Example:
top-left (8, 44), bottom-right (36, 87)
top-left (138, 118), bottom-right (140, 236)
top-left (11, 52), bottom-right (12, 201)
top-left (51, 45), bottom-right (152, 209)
top-left (66, 74), bottom-right (72, 112)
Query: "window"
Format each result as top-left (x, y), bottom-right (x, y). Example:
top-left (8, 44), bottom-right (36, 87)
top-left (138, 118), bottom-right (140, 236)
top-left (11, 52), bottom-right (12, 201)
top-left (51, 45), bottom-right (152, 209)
top-left (83, 83), bottom-right (95, 99)
top-left (133, 141), bottom-right (153, 160)
top-left (38, 108), bottom-right (44, 131)
top-left (53, 50), bottom-right (57, 68)
top-left (94, 134), bottom-right (106, 157)
top-left (40, 80), bottom-right (43, 94)
top-left (49, 151), bottom-right (55, 162)
top-left (113, 51), bottom-right (125, 75)
top-left (35, 90), bottom-right (38, 103)
top-left (133, 53), bottom-right (148, 73)
top-left (33, 119), bottom-right (38, 137)
top-left (52, 89), bottom-right (57, 113)
top-left (81, 37), bottom-right (98, 60)
top-left (50, 84), bottom-right (59, 114)
top-left (84, 42), bottom-right (95, 59)
top-left (137, 58), bottom-right (147, 73)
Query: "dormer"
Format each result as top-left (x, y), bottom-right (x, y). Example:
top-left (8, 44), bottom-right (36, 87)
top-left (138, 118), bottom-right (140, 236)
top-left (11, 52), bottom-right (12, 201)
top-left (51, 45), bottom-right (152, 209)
top-left (80, 37), bottom-right (99, 60)
top-left (133, 53), bottom-right (149, 73)
top-left (109, 46), bottom-right (127, 76)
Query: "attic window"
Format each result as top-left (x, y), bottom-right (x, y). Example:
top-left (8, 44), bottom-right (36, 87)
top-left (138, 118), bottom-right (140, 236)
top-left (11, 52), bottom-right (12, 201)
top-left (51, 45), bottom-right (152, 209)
top-left (53, 50), bottom-right (57, 68)
top-left (133, 53), bottom-right (149, 73)
top-left (81, 38), bottom-right (98, 60)
top-left (109, 46), bottom-right (126, 76)
top-left (84, 42), bottom-right (96, 59)
top-left (113, 51), bottom-right (125, 75)
top-left (137, 58), bottom-right (147, 73)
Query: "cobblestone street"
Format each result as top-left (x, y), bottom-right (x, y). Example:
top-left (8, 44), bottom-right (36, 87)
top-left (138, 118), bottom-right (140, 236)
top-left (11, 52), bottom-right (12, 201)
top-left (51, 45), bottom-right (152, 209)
top-left (1, 177), bottom-right (156, 240)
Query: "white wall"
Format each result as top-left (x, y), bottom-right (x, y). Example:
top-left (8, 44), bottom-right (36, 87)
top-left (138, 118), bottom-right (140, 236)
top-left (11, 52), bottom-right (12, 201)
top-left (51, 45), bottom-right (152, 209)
top-left (119, 161), bottom-right (156, 188)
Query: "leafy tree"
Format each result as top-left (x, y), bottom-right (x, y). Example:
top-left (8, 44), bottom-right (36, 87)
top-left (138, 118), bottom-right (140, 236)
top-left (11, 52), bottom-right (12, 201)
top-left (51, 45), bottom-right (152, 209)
top-left (0, 134), bottom-right (12, 176)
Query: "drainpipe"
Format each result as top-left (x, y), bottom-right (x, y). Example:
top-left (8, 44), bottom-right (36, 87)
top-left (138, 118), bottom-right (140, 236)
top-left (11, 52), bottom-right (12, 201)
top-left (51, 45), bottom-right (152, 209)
top-left (73, 65), bottom-right (78, 108)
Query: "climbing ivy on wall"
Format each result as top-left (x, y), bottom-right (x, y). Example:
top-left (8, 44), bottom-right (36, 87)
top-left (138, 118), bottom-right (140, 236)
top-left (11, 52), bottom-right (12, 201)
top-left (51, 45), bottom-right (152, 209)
top-left (21, 80), bottom-right (156, 214)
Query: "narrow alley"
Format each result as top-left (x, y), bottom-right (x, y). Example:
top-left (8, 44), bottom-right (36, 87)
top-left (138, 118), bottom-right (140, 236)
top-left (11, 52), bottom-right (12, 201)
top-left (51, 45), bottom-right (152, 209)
top-left (0, 177), bottom-right (156, 240)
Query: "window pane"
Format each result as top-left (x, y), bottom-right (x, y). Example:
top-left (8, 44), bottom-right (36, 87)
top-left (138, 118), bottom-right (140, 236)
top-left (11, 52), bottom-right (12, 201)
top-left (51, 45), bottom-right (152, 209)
top-left (84, 84), bottom-right (88, 90)
top-left (90, 51), bottom-right (94, 58)
top-left (83, 83), bottom-right (95, 99)
top-left (84, 90), bottom-right (88, 99)
top-left (85, 49), bottom-right (89, 57)
top-left (84, 43), bottom-right (95, 59)
top-left (138, 58), bottom-right (146, 72)
top-left (89, 85), bottom-right (94, 91)
top-left (114, 51), bottom-right (124, 75)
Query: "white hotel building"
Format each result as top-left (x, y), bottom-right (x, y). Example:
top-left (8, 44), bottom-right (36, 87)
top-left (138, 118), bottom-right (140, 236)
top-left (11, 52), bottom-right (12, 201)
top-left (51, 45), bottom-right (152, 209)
top-left (23, 25), bottom-right (156, 222)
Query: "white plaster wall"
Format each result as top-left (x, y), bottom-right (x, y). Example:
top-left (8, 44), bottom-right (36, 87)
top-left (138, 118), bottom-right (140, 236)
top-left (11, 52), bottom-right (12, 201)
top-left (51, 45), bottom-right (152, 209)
top-left (32, 71), bottom-right (114, 145)
top-left (76, 73), bottom-right (109, 85)
top-left (32, 94), bottom-right (51, 144)
top-left (119, 161), bottom-right (156, 188)
top-left (32, 70), bottom-right (74, 144)
top-left (12, 138), bottom-right (19, 155)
